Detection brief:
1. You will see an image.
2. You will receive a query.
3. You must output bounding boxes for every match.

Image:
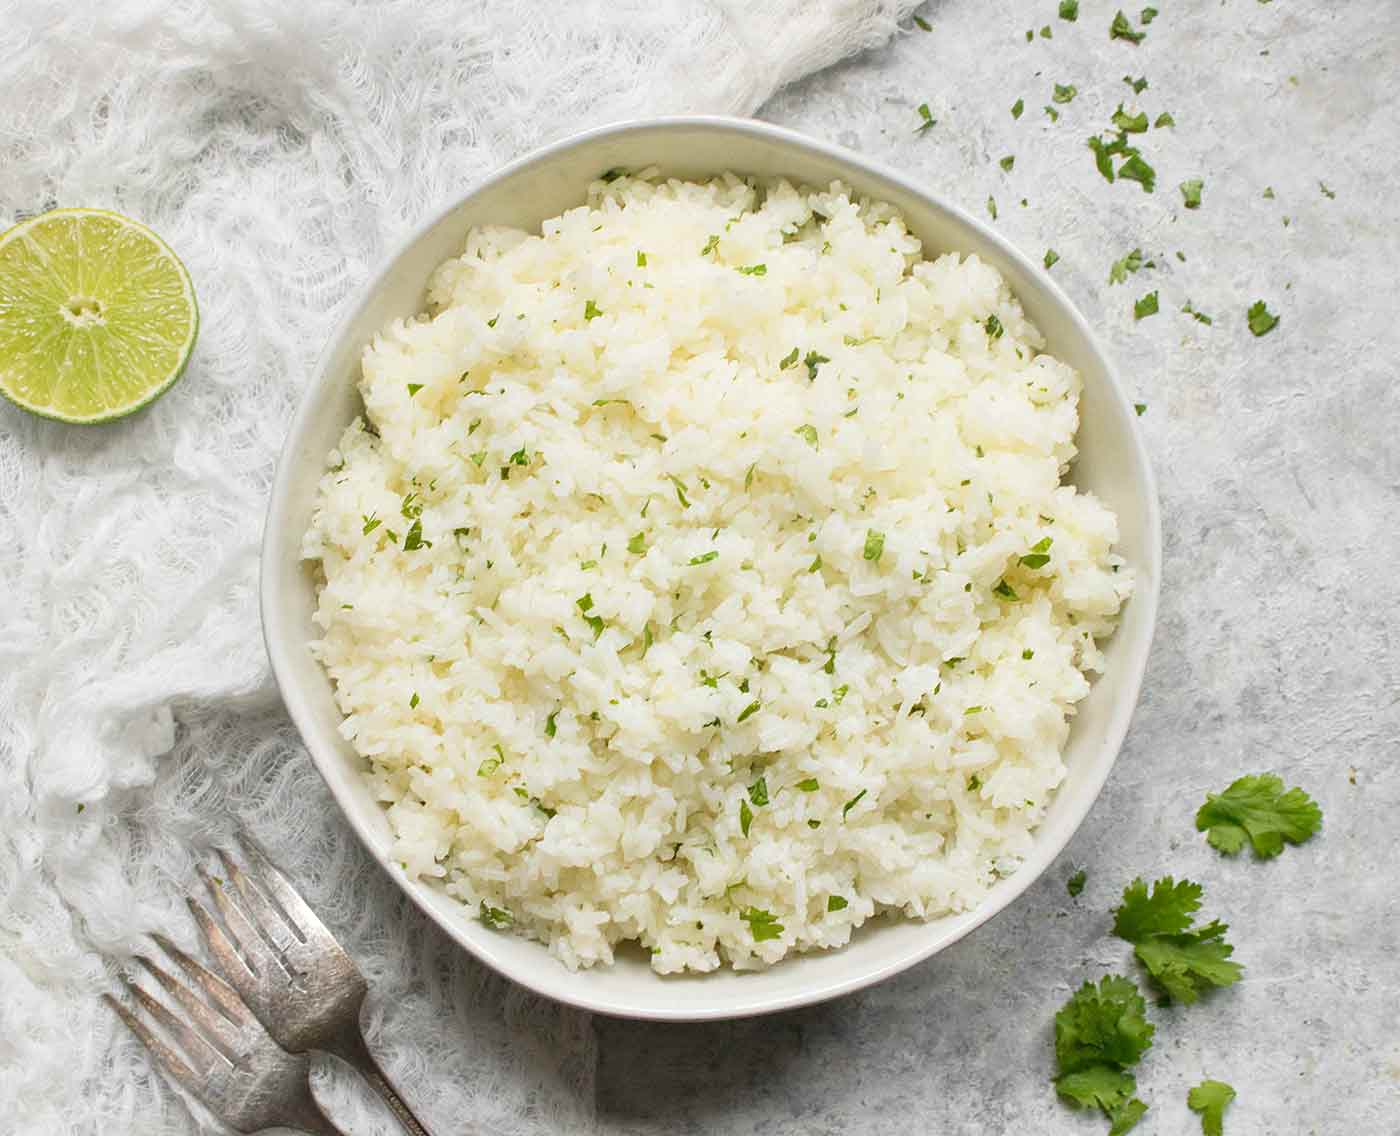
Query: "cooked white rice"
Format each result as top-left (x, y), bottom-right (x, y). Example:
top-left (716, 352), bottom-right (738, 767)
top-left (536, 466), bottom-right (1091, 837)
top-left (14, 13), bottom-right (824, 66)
top-left (303, 171), bottom-right (1131, 973)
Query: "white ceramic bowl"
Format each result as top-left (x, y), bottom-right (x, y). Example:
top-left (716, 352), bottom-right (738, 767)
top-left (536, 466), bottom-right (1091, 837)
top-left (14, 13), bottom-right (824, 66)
top-left (262, 116), bottom-right (1160, 1021)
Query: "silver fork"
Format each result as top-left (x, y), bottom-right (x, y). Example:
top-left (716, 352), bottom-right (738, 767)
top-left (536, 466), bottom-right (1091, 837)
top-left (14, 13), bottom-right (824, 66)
top-left (187, 840), bottom-right (433, 1136)
top-left (105, 935), bottom-right (342, 1135)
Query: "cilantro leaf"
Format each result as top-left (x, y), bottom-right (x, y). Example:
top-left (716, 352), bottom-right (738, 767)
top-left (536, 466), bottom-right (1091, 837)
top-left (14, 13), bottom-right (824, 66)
top-left (627, 531), bottom-right (647, 554)
top-left (1012, 97), bottom-right (1025, 119)
top-left (804, 350), bottom-right (830, 380)
top-left (1195, 773), bottom-right (1321, 857)
top-left (863, 529), bottom-right (885, 562)
top-left (1187, 1080), bottom-right (1236, 1136)
top-left (1113, 877), bottom-right (1243, 1003)
top-left (1133, 291), bottom-right (1159, 320)
top-left (779, 346), bottom-right (799, 370)
top-left (913, 14), bottom-right (931, 31)
top-left (1134, 403), bottom-right (1147, 416)
top-left (737, 263), bottom-right (767, 276)
top-left (1108, 1098), bottom-right (1149, 1135)
top-left (1054, 975), bottom-right (1155, 1076)
top-left (1109, 248), bottom-right (1144, 284)
top-left (1247, 301), bottom-right (1279, 337)
top-left (1056, 1066), bottom-right (1138, 1111)
top-left (584, 299), bottom-right (603, 321)
top-left (1134, 924), bottom-right (1242, 1004)
top-left (736, 699), bottom-right (761, 723)
top-left (827, 895), bottom-right (848, 912)
top-left (1113, 876), bottom-right (1202, 940)
top-left (1110, 10), bottom-right (1145, 43)
top-left (1059, 0), bottom-right (1079, 20)
top-left (544, 710), bottom-right (558, 738)
top-left (985, 313), bottom-right (1004, 339)
top-left (1044, 248), bottom-right (1060, 269)
top-left (915, 102), bottom-right (936, 134)
top-left (795, 423), bottom-right (819, 448)
top-left (1067, 868), bottom-right (1087, 897)
top-left (1180, 178), bottom-right (1204, 208)
top-left (742, 907), bottom-right (783, 941)
top-left (748, 776), bottom-right (769, 807)
top-left (1140, 6), bottom-right (1158, 23)
top-left (1154, 111), bottom-right (1175, 128)
top-left (1000, 154), bottom-right (1016, 172)
top-left (402, 519), bottom-right (430, 550)
top-left (1124, 74), bottom-right (1149, 94)
top-left (1053, 83), bottom-right (1078, 104)
top-left (842, 788), bottom-right (867, 818)
top-left (739, 798), bottom-right (753, 836)
top-left (795, 778), bottom-right (820, 792)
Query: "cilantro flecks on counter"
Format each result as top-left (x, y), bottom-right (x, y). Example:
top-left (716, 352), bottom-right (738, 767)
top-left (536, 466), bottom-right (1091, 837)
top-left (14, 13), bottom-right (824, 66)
top-left (1132, 291), bottom-right (1158, 320)
top-left (1187, 1080), bottom-right (1236, 1136)
top-left (1180, 178), bottom-right (1204, 209)
top-left (1246, 301), bottom-right (1279, 337)
top-left (915, 102), bottom-right (935, 134)
top-left (1110, 9), bottom-right (1146, 43)
top-left (1108, 248), bottom-right (1145, 285)
top-left (1067, 868), bottom-right (1087, 897)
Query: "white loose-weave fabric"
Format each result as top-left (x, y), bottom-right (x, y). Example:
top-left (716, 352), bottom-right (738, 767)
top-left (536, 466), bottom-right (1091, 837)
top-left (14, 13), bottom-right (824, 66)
top-left (0, 2), bottom-right (916, 1132)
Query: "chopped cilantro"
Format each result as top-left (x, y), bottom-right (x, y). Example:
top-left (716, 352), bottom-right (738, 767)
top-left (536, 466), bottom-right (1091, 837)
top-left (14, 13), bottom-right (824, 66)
top-left (1182, 301), bottom-right (1213, 325)
top-left (1262, 186), bottom-right (1275, 199)
top-left (1247, 301), bottom-right (1279, 337)
top-left (842, 789), bottom-right (867, 819)
top-left (1053, 83), bottom-right (1077, 104)
top-left (915, 102), bottom-right (936, 134)
top-left (1133, 291), bottom-right (1159, 319)
top-left (478, 747), bottom-right (504, 777)
top-left (1154, 111), bottom-right (1174, 128)
top-left (779, 346), bottom-right (799, 370)
top-left (1111, 105), bottom-right (1148, 133)
top-left (469, 450), bottom-right (486, 467)
top-left (795, 423), bottom-right (819, 448)
top-left (409, 692), bottom-right (419, 709)
top-left (600, 167), bottom-right (627, 183)
top-left (701, 234), bottom-right (719, 256)
top-left (1180, 178), bottom-right (1204, 209)
top-left (1020, 535), bottom-right (1052, 568)
top-left (1118, 153), bottom-right (1156, 191)
top-left (402, 520), bottom-right (430, 550)
top-left (808, 554), bottom-right (822, 573)
top-left (1067, 869), bottom-right (1087, 897)
top-left (479, 901), bottom-right (513, 929)
top-left (1045, 105), bottom-right (1061, 122)
top-left (1088, 136), bottom-right (1116, 181)
top-left (987, 195), bottom-right (998, 220)
top-left (1044, 249), bottom-right (1060, 269)
top-left (668, 475), bottom-right (691, 508)
top-left (999, 154), bottom-right (1015, 172)
top-left (742, 907), bottom-right (783, 941)
top-left (1059, 0), bottom-right (1078, 19)
top-left (993, 578), bottom-right (1019, 600)
top-left (1141, 6), bottom-right (1157, 22)
top-left (827, 895), bottom-right (849, 912)
top-left (1113, 877), bottom-right (1243, 1003)
top-left (738, 264), bottom-right (767, 276)
top-left (1023, 648), bottom-right (1035, 659)
top-left (406, 383), bottom-right (423, 398)
top-left (1110, 10), bottom-right (1145, 43)
top-left (1135, 402), bottom-right (1147, 416)
top-left (795, 778), bottom-right (820, 792)
top-left (913, 14), bottom-right (931, 31)
top-left (985, 313), bottom-right (1004, 339)
top-left (584, 299), bottom-right (603, 321)
top-left (736, 700), bottom-right (761, 723)
top-left (804, 350), bottom-right (830, 381)
top-left (1040, 24), bottom-right (1052, 38)
top-left (739, 799), bottom-right (753, 836)
top-left (486, 315), bottom-right (498, 328)
top-left (1108, 248), bottom-right (1144, 284)
top-left (1187, 1081), bottom-right (1236, 1136)
top-left (1195, 773), bottom-right (1321, 857)
top-left (863, 529), bottom-right (885, 562)
top-left (833, 683), bottom-right (849, 704)
top-left (1319, 181), bottom-right (1336, 199)
top-left (1124, 74), bottom-right (1148, 93)
top-left (1012, 97), bottom-right (1025, 119)
top-left (688, 551), bottom-right (719, 566)
top-left (636, 250), bottom-right (647, 267)
top-left (362, 514), bottom-right (381, 535)
top-left (545, 710), bottom-right (558, 738)
top-left (748, 777), bottom-right (769, 807)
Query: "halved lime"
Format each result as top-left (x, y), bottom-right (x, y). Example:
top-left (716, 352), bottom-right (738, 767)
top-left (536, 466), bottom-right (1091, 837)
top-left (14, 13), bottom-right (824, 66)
top-left (0, 208), bottom-right (198, 423)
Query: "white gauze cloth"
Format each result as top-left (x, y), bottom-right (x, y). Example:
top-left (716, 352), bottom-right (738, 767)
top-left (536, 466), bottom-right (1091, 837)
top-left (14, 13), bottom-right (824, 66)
top-left (0, 1), bottom-right (918, 1133)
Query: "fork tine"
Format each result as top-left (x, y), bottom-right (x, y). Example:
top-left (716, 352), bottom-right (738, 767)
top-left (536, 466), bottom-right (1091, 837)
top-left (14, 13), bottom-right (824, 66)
top-left (153, 929), bottom-right (254, 1027)
top-left (104, 992), bottom-right (205, 1096)
top-left (199, 868), bottom-right (290, 981)
top-left (136, 954), bottom-right (245, 1062)
top-left (236, 837), bottom-right (335, 944)
top-left (119, 972), bottom-right (224, 1076)
top-left (186, 895), bottom-right (261, 990)
top-left (217, 849), bottom-right (303, 954)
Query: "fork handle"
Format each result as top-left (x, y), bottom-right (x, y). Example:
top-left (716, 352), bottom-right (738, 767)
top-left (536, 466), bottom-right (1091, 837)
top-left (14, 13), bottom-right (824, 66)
top-left (329, 1025), bottom-right (434, 1136)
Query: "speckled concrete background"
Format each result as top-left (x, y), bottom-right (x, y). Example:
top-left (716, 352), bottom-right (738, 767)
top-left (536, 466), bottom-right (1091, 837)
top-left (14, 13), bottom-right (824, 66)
top-left (587, 3), bottom-right (1400, 1133)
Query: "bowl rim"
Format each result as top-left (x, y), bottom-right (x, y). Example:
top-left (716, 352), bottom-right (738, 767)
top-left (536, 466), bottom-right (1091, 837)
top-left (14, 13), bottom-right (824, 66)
top-left (261, 113), bottom-right (1161, 1021)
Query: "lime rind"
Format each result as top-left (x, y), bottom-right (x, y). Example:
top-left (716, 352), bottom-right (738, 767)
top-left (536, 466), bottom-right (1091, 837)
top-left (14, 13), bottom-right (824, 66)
top-left (0, 208), bottom-right (198, 424)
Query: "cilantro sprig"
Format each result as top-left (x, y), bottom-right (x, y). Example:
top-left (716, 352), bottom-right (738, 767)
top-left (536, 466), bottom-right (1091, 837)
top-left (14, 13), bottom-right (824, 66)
top-left (1195, 773), bottom-right (1321, 858)
top-left (1112, 877), bottom-right (1243, 1004)
top-left (1053, 975), bottom-right (1154, 1133)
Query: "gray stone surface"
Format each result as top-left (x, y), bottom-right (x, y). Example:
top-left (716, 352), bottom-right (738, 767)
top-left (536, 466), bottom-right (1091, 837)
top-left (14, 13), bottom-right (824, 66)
top-left (589, 3), bottom-right (1400, 1133)
top-left (103, 5), bottom-right (1398, 1134)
